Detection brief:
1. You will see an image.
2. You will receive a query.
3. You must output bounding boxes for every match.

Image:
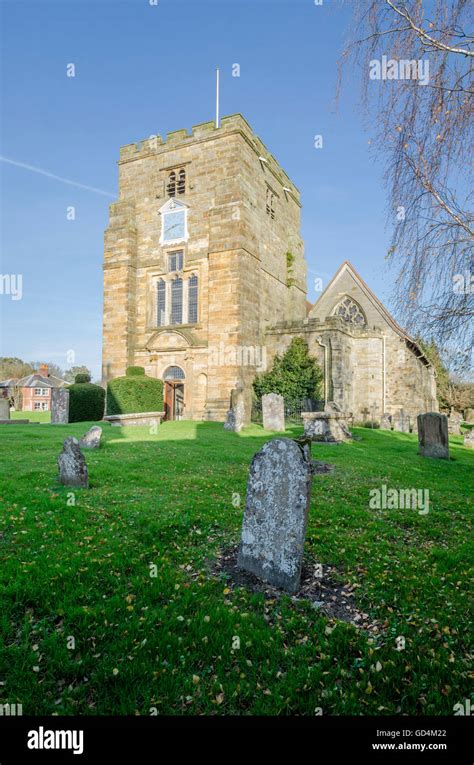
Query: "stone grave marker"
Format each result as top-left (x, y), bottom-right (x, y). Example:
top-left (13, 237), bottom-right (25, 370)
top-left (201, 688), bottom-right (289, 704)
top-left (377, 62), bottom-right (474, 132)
top-left (464, 408), bottom-right (474, 424)
top-left (51, 388), bottom-right (69, 424)
top-left (262, 393), bottom-right (285, 432)
top-left (79, 426), bottom-right (102, 449)
top-left (417, 413), bottom-right (449, 459)
top-left (380, 413), bottom-right (392, 431)
top-left (224, 387), bottom-right (246, 432)
top-left (0, 399), bottom-right (10, 420)
top-left (463, 430), bottom-right (474, 449)
top-left (57, 437), bottom-right (89, 488)
top-left (237, 437), bottom-right (312, 593)
top-left (448, 407), bottom-right (462, 436)
top-left (393, 410), bottom-right (410, 433)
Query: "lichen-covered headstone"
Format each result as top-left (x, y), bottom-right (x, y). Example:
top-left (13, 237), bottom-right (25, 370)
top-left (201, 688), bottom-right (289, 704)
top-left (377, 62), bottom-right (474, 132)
top-left (262, 393), bottom-right (285, 432)
top-left (380, 413), bottom-right (392, 431)
top-left (79, 425), bottom-right (102, 449)
top-left (417, 413), bottom-right (449, 459)
top-left (57, 436), bottom-right (89, 487)
top-left (0, 399), bottom-right (10, 420)
top-left (51, 388), bottom-right (69, 424)
top-left (464, 408), bottom-right (474, 424)
top-left (237, 437), bottom-right (312, 593)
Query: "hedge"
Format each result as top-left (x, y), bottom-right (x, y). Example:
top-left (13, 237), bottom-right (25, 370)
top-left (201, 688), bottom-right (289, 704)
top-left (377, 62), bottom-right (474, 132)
top-left (75, 373), bottom-right (91, 384)
top-left (106, 372), bottom-right (164, 415)
top-left (68, 382), bottom-right (106, 422)
top-left (125, 366), bottom-right (145, 377)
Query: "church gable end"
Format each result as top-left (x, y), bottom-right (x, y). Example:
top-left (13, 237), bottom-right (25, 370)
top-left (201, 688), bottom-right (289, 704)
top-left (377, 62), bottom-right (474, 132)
top-left (309, 261), bottom-right (392, 332)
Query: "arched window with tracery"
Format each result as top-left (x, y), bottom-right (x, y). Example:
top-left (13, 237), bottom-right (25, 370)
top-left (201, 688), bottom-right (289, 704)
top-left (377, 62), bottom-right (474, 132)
top-left (333, 296), bottom-right (366, 327)
top-left (188, 274), bottom-right (198, 324)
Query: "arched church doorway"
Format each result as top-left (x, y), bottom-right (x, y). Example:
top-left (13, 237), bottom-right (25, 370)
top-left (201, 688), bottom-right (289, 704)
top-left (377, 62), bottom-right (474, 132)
top-left (163, 366), bottom-right (185, 421)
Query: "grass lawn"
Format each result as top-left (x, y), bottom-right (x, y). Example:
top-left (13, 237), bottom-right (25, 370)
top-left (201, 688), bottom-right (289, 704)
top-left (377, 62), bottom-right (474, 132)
top-left (0, 420), bottom-right (472, 716)
top-left (10, 410), bottom-right (51, 423)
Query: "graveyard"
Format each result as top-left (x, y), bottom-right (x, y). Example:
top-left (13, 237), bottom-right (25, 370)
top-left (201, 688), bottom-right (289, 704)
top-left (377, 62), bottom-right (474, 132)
top-left (0, 418), bottom-right (472, 716)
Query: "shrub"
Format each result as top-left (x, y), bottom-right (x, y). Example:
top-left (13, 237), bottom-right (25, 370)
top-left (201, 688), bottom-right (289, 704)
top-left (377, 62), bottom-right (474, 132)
top-left (68, 382), bottom-right (105, 422)
top-left (75, 373), bottom-right (91, 384)
top-left (356, 420), bottom-right (380, 429)
top-left (106, 372), bottom-right (163, 415)
top-left (253, 337), bottom-right (323, 406)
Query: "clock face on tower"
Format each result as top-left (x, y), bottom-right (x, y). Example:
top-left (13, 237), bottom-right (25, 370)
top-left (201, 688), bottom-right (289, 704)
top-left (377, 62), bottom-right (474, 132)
top-left (163, 210), bottom-right (185, 242)
top-left (159, 199), bottom-right (188, 244)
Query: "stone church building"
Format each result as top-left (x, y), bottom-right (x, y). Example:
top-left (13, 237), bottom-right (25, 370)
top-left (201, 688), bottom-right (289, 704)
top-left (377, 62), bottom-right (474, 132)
top-left (102, 114), bottom-right (437, 422)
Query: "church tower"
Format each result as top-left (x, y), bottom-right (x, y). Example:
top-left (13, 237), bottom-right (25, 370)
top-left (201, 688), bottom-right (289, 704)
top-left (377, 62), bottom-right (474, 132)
top-left (102, 114), bottom-right (306, 420)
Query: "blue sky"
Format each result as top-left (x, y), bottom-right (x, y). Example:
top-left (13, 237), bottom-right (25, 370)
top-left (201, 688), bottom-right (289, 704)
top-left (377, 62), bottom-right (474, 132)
top-left (1, 0), bottom-right (396, 379)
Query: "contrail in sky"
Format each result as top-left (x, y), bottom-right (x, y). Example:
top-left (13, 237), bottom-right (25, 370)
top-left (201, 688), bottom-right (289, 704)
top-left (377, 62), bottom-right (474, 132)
top-left (0, 156), bottom-right (115, 198)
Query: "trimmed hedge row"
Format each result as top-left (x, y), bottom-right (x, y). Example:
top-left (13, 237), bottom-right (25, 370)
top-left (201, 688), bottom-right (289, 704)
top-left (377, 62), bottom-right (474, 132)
top-left (69, 380), bottom-right (106, 422)
top-left (106, 367), bottom-right (164, 415)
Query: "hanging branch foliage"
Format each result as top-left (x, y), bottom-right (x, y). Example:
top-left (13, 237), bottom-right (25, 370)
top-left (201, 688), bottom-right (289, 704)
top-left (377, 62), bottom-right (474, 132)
top-left (338, 0), bottom-right (473, 374)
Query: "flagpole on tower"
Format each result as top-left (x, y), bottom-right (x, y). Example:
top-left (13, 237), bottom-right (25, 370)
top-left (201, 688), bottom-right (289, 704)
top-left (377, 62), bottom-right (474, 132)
top-left (215, 67), bottom-right (220, 129)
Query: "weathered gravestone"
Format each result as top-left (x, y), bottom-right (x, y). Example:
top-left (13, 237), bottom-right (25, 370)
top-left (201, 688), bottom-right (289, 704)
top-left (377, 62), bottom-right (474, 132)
top-left (224, 387), bottom-right (246, 433)
top-left (380, 413), bottom-right (392, 431)
top-left (79, 425), bottom-right (102, 449)
top-left (57, 437), bottom-right (89, 487)
top-left (237, 438), bottom-right (312, 593)
top-left (464, 408), bottom-right (474, 424)
top-left (0, 399), bottom-right (10, 420)
top-left (463, 430), bottom-right (474, 449)
top-left (393, 410), bottom-right (410, 433)
top-left (51, 388), bottom-right (69, 424)
top-left (262, 393), bottom-right (285, 432)
top-left (302, 411), bottom-right (352, 442)
top-left (417, 413), bottom-right (449, 459)
top-left (448, 407), bottom-right (462, 436)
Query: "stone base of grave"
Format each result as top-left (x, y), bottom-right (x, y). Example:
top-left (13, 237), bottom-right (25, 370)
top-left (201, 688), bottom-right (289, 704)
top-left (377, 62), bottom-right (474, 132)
top-left (103, 411), bottom-right (165, 427)
top-left (302, 412), bottom-right (352, 443)
top-left (0, 419), bottom-right (36, 425)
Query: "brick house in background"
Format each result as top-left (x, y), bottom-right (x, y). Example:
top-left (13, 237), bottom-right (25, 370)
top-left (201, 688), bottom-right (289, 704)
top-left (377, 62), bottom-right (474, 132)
top-left (0, 364), bottom-right (69, 411)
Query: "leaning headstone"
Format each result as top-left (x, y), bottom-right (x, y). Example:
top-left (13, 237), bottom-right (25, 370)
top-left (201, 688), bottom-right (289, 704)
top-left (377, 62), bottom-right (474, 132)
top-left (0, 399), bottom-right (10, 420)
top-left (380, 413), bottom-right (392, 431)
top-left (463, 430), bottom-right (474, 449)
top-left (79, 425), bottom-right (102, 449)
top-left (393, 410), bottom-right (410, 433)
top-left (464, 408), bottom-right (474, 424)
top-left (447, 408), bottom-right (462, 436)
top-left (57, 436), bottom-right (89, 487)
top-left (51, 388), bottom-right (69, 424)
top-left (237, 438), bottom-right (312, 593)
top-left (417, 413), bottom-right (449, 459)
top-left (262, 393), bottom-right (285, 432)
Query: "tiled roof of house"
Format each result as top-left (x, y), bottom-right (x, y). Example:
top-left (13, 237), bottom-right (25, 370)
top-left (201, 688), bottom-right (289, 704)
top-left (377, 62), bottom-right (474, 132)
top-left (15, 373), bottom-right (69, 388)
